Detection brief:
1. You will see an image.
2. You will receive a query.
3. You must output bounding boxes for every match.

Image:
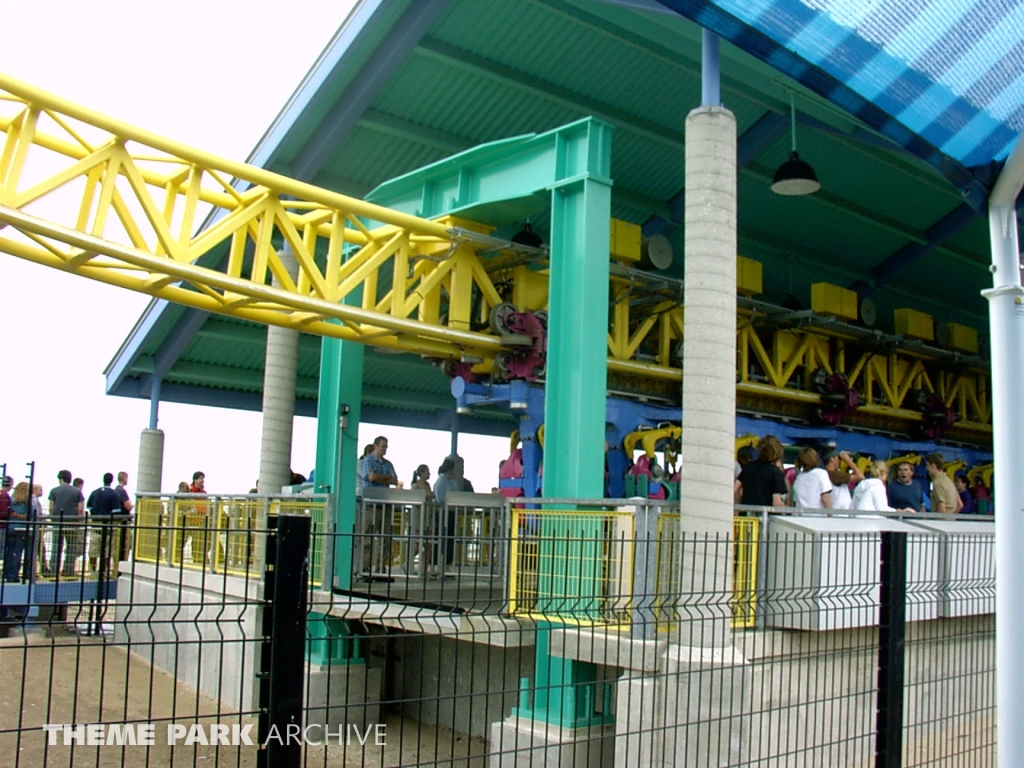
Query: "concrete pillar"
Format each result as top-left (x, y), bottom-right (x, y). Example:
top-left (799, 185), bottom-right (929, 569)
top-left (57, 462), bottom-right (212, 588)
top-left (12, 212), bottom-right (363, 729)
top-left (679, 103), bottom-right (738, 641)
top-left (259, 249), bottom-right (300, 494)
top-left (137, 428), bottom-right (164, 493)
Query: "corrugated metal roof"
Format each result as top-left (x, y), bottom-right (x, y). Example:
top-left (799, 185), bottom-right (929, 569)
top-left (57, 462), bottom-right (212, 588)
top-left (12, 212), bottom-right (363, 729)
top-left (106, 0), bottom-right (1018, 427)
top-left (659, 0), bottom-right (1024, 170)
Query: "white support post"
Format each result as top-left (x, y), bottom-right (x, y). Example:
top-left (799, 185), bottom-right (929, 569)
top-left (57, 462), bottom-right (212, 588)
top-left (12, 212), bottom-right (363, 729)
top-left (259, 249), bottom-right (300, 494)
top-left (984, 130), bottom-right (1024, 768)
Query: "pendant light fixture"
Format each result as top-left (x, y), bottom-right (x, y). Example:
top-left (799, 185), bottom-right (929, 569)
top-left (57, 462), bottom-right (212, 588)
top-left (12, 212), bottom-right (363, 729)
top-left (771, 92), bottom-right (820, 196)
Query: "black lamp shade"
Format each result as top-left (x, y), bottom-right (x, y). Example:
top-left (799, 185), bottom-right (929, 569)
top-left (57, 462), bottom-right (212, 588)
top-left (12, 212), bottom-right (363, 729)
top-left (771, 151), bottom-right (820, 195)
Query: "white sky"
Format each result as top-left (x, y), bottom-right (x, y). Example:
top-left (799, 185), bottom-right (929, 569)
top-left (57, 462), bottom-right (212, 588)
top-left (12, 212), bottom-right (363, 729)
top-left (0, 0), bottom-right (508, 495)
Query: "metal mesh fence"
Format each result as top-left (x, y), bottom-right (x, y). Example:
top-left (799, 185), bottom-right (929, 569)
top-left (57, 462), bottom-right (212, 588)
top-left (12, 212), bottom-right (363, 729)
top-left (0, 497), bottom-right (996, 767)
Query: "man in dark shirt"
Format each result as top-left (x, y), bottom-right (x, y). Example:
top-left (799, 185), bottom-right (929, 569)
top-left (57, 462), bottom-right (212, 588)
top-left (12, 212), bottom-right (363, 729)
top-left (887, 462), bottom-right (925, 513)
top-left (87, 473), bottom-right (122, 573)
top-left (735, 435), bottom-right (788, 507)
top-left (47, 469), bottom-right (84, 576)
top-left (115, 472), bottom-right (134, 514)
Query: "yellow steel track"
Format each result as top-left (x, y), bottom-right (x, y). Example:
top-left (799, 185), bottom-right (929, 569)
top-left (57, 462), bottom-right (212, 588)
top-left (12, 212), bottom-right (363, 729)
top-left (0, 74), bottom-right (992, 438)
top-left (0, 73), bottom-right (503, 360)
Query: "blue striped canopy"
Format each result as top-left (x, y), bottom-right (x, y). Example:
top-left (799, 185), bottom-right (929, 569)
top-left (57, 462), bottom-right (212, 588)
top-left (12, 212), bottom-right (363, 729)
top-left (658, 0), bottom-right (1024, 188)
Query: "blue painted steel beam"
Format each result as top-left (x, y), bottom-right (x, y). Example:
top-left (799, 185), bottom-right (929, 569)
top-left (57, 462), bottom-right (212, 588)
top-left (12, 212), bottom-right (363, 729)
top-left (701, 29), bottom-right (720, 108)
top-left (850, 203), bottom-right (981, 295)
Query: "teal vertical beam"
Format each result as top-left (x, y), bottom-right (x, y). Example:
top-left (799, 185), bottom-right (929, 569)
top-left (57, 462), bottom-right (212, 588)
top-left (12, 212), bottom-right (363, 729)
top-left (361, 117), bottom-right (616, 728)
top-left (530, 120), bottom-right (613, 729)
top-left (543, 122), bottom-right (613, 498)
top-left (314, 333), bottom-right (364, 592)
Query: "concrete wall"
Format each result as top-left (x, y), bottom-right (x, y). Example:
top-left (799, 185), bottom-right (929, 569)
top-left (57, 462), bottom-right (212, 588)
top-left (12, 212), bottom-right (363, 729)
top-left (391, 633), bottom-right (535, 740)
top-left (114, 563), bottom-right (262, 712)
top-left (615, 616), bottom-right (994, 767)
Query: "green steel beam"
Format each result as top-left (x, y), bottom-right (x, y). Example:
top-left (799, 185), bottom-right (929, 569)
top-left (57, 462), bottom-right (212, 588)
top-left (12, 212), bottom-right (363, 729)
top-left (367, 117), bottom-right (615, 729)
top-left (543, 165), bottom-right (612, 497)
top-left (314, 330), bottom-right (364, 593)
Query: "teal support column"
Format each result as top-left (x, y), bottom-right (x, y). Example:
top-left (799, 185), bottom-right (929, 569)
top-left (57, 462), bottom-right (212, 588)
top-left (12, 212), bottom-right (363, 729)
top-left (307, 613), bottom-right (362, 665)
top-left (363, 118), bottom-right (615, 728)
top-left (531, 121), bottom-right (614, 729)
top-left (314, 333), bottom-right (364, 592)
top-left (542, 142), bottom-right (612, 498)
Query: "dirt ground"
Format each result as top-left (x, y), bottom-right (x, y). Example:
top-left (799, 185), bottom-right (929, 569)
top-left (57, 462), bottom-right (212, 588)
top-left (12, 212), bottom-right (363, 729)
top-left (0, 622), bottom-right (486, 768)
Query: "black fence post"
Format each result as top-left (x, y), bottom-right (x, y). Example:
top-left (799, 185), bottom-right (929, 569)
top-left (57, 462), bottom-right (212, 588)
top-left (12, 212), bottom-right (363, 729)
top-left (257, 513), bottom-right (310, 768)
top-left (876, 530), bottom-right (907, 768)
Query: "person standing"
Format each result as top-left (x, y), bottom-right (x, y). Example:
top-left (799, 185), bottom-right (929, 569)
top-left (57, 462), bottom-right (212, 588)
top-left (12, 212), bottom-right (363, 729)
top-left (0, 476), bottom-right (11, 574)
top-left (48, 470), bottom-right (85, 577)
top-left (852, 461), bottom-right (900, 512)
top-left (432, 457), bottom-right (468, 569)
top-left (184, 471), bottom-right (208, 565)
top-left (113, 471), bottom-right (134, 561)
top-left (734, 436), bottom-right (787, 507)
top-left (3, 482), bottom-right (32, 583)
top-left (355, 444), bottom-right (374, 498)
top-left (359, 437), bottom-right (397, 577)
top-left (115, 472), bottom-right (134, 513)
top-left (86, 473), bottom-right (122, 573)
top-left (887, 462), bottom-right (925, 513)
top-left (954, 474), bottom-right (974, 514)
top-left (361, 438), bottom-right (397, 489)
top-left (822, 449), bottom-right (865, 510)
top-left (790, 448), bottom-right (832, 509)
top-left (410, 464), bottom-right (433, 499)
top-left (926, 453), bottom-right (962, 514)
top-left (432, 457), bottom-right (462, 504)
top-left (32, 484), bottom-right (45, 578)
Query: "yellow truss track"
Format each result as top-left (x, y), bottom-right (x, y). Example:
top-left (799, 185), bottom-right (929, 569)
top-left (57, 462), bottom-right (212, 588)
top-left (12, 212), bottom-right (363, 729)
top-left (0, 73), bottom-right (504, 360)
top-left (0, 74), bottom-right (991, 436)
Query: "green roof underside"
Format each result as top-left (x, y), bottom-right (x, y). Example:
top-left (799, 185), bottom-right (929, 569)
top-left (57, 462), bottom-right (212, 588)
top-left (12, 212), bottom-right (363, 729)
top-left (107, 0), bottom-right (1010, 436)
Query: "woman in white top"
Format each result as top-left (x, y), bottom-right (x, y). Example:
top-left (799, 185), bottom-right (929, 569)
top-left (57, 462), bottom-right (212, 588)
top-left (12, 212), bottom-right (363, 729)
top-left (852, 460), bottom-right (895, 511)
top-left (789, 447), bottom-right (832, 509)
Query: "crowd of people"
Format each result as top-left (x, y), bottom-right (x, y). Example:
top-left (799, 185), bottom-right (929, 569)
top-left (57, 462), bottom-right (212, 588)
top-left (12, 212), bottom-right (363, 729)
top-left (355, 435), bottom-right (477, 501)
top-left (0, 470), bottom-right (133, 585)
top-left (733, 436), bottom-right (992, 514)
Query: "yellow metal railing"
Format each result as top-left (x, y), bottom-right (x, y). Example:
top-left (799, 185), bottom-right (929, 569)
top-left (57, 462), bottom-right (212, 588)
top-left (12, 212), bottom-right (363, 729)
top-left (507, 506), bottom-right (635, 628)
top-left (507, 506), bottom-right (761, 632)
top-left (654, 513), bottom-right (760, 629)
top-left (732, 517), bottom-right (760, 628)
top-left (131, 494), bottom-right (326, 584)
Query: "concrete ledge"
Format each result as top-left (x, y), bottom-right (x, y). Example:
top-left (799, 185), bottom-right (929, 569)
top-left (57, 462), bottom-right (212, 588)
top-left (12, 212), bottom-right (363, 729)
top-left (317, 594), bottom-right (535, 646)
top-left (550, 628), bottom-right (666, 672)
top-left (490, 716), bottom-right (615, 768)
top-left (120, 560), bottom-right (262, 601)
top-left (662, 643), bottom-right (749, 672)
